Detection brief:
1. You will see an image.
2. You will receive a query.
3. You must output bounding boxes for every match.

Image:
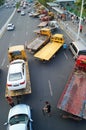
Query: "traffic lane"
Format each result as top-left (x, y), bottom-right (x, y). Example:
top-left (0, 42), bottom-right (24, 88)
top-left (3, 11), bottom-right (40, 44)
top-left (0, 66), bottom-right (9, 130)
top-left (0, 48), bottom-right (85, 130)
top-left (0, 10), bottom-right (85, 130)
top-left (0, 14), bottom-right (41, 130)
top-left (0, 6), bottom-right (36, 74)
top-left (24, 48), bottom-right (86, 130)
top-left (9, 12), bottom-right (40, 44)
top-left (0, 12), bottom-right (40, 68)
top-left (0, 7), bottom-right (14, 29)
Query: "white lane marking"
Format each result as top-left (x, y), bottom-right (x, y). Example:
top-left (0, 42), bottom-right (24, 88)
top-left (1, 57), bottom-right (5, 67)
top-left (48, 80), bottom-right (53, 96)
top-left (64, 52), bottom-right (68, 60)
top-left (26, 31), bottom-right (28, 36)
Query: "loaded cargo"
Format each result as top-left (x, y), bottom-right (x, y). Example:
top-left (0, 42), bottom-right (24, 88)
top-left (5, 45), bottom-right (31, 99)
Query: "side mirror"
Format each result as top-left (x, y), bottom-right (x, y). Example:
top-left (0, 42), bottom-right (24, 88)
top-left (4, 122), bottom-right (8, 126)
top-left (30, 119), bottom-right (33, 122)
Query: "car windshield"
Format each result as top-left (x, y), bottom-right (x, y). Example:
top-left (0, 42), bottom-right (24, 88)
top-left (9, 114), bottom-right (29, 126)
top-left (8, 24), bottom-right (12, 27)
top-left (9, 72), bottom-right (22, 81)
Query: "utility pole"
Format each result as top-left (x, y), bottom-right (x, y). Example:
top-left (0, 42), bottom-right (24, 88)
top-left (77, 0), bottom-right (84, 40)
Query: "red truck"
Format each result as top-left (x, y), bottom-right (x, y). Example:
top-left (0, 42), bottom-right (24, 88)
top-left (40, 11), bottom-right (54, 21)
top-left (57, 55), bottom-right (86, 120)
top-left (40, 16), bottom-right (53, 21)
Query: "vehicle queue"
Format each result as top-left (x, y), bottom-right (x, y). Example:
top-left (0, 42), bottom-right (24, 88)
top-left (1, 1), bottom-right (86, 130)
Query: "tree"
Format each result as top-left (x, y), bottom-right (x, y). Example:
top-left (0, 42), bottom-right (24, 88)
top-left (76, 0), bottom-right (86, 9)
top-left (39, 0), bottom-right (54, 6)
top-left (75, 0), bottom-right (86, 16)
top-left (16, 2), bottom-right (20, 9)
top-left (0, 0), bottom-right (5, 5)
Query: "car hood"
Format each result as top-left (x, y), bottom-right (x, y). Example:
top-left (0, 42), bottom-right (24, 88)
top-left (9, 104), bottom-right (30, 119)
top-left (9, 123), bottom-right (26, 130)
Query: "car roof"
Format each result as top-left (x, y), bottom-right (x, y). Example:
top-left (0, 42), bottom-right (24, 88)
top-left (9, 61), bottom-right (23, 74)
top-left (8, 23), bottom-right (13, 25)
top-left (72, 41), bottom-right (86, 51)
top-left (21, 10), bottom-right (24, 12)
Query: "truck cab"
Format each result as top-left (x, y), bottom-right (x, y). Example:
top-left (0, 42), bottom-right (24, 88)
top-left (39, 28), bottom-right (51, 36)
top-left (50, 34), bottom-right (64, 43)
top-left (8, 45), bottom-right (27, 62)
top-left (75, 55), bottom-right (86, 70)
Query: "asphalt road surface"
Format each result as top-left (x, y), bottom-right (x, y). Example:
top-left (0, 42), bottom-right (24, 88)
top-left (0, 6), bottom-right (14, 29)
top-left (0, 5), bottom-right (86, 130)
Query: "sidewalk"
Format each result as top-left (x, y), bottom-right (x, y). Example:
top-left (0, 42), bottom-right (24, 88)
top-left (58, 19), bottom-right (86, 46)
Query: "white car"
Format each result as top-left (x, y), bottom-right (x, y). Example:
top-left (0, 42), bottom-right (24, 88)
top-left (7, 59), bottom-right (26, 91)
top-left (49, 21), bottom-right (59, 28)
top-left (28, 12), bottom-right (34, 17)
top-left (4, 104), bottom-right (33, 130)
top-left (21, 11), bottom-right (25, 16)
top-left (7, 23), bottom-right (15, 31)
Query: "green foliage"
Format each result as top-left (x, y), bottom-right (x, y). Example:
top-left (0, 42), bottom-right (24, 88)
top-left (75, 0), bottom-right (86, 9)
top-left (16, 2), bottom-right (20, 9)
top-left (0, 0), bottom-right (5, 5)
top-left (38, 0), bottom-right (86, 17)
top-left (38, 0), bottom-right (54, 6)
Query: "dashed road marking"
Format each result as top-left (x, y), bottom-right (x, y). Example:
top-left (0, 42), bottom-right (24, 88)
top-left (1, 57), bottom-right (5, 67)
top-left (26, 32), bottom-right (28, 36)
top-left (48, 80), bottom-right (53, 96)
top-left (64, 52), bottom-right (68, 60)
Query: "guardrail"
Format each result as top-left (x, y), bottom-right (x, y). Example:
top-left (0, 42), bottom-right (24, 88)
top-left (58, 20), bottom-right (86, 46)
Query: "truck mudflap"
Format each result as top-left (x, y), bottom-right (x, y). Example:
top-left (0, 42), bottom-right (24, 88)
top-left (57, 69), bottom-right (86, 119)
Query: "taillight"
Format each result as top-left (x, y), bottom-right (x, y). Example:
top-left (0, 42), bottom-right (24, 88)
top-left (20, 81), bottom-right (25, 85)
top-left (7, 84), bottom-right (12, 87)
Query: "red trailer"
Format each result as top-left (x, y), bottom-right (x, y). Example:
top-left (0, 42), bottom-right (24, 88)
top-left (57, 55), bottom-right (86, 120)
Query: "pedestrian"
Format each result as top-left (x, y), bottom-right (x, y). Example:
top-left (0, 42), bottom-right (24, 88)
top-left (6, 96), bottom-right (15, 107)
top-left (80, 25), bottom-right (83, 33)
top-left (63, 43), bottom-right (67, 51)
top-left (42, 101), bottom-right (51, 116)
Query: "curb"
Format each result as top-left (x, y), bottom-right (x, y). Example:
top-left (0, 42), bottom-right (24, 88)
top-left (0, 8), bottom-right (16, 39)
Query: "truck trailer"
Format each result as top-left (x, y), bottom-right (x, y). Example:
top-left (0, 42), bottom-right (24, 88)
top-left (26, 28), bottom-right (51, 53)
top-left (57, 55), bottom-right (86, 120)
top-left (5, 45), bottom-right (31, 100)
top-left (34, 34), bottom-right (64, 61)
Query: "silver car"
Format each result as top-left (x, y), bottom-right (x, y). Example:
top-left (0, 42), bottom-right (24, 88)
top-left (7, 23), bottom-right (15, 31)
top-left (21, 11), bottom-right (26, 16)
top-left (4, 104), bottom-right (33, 130)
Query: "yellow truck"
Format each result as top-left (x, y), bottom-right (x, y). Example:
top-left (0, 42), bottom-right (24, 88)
top-left (34, 34), bottom-right (64, 61)
top-left (26, 28), bottom-right (51, 53)
top-left (5, 45), bottom-right (31, 99)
